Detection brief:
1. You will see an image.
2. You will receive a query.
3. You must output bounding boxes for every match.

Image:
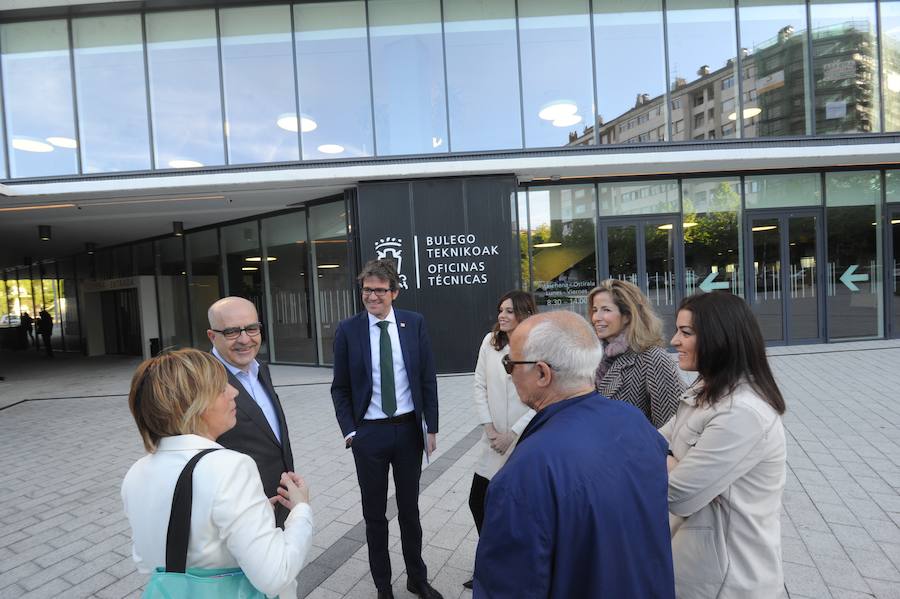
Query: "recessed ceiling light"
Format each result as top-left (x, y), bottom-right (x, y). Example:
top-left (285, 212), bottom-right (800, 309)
top-left (276, 113), bottom-right (317, 133)
top-left (539, 101), bottom-right (578, 121)
top-left (318, 144), bottom-right (345, 154)
top-left (683, 222), bottom-right (698, 228)
top-left (552, 114), bottom-right (583, 127)
top-left (317, 264), bottom-right (341, 269)
top-left (728, 107), bottom-right (763, 121)
top-left (12, 137), bottom-right (53, 153)
top-left (657, 224), bottom-right (674, 230)
top-left (46, 136), bottom-right (77, 149)
top-left (242, 266), bottom-right (258, 271)
top-left (168, 159), bottom-right (204, 168)
top-left (533, 242), bottom-right (562, 248)
top-left (751, 225), bottom-right (777, 232)
top-left (245, 256), bottom-right (277, 262)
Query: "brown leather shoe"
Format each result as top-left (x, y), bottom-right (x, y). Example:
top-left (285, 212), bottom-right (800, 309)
top-left (407, 579), bottom-right (444, 599)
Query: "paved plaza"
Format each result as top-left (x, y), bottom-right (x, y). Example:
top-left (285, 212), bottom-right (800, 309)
top-left (1, 340), bottom-right (900, 598)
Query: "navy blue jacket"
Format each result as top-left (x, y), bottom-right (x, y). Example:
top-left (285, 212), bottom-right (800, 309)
top-left (330, 309), bottom-right (439, 438)
top-left (474, 391), bottom-right (675, 599)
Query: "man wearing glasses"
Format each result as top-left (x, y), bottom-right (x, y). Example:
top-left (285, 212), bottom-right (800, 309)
top-left (208, 296), bottom-right (295, 528)
top-left (331, 259), bottom-right (442, 599)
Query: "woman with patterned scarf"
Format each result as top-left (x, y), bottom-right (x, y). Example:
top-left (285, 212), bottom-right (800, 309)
top-left (587, 279), bottom-right (685, 428)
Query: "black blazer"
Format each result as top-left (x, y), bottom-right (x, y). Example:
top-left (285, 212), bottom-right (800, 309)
top-left (216, 362), bottom-right (294, 527)
top-left (331, 309), bottom-right (439, 439)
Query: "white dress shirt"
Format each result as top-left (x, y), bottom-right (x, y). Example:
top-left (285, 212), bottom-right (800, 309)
top-left (365, 308), bottom-right (414, 420)
top-left (121, 435), bottom-right (313, 598)
top-left (213, 347), bottom-right (282, 442)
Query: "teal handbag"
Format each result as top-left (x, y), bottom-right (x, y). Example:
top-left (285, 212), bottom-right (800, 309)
top-left (142, 449), bottom-right (266, 599)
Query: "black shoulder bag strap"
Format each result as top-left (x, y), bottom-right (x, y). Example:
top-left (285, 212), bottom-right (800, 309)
top-left (164, 448), bottom-right (220, 573)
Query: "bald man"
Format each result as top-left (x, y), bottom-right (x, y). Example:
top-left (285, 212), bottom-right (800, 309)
top-left (208, 297), bottom-right (295, 528)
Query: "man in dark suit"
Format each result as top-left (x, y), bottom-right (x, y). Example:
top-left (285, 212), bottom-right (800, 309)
top-left (331, 259), bottom-right (442, 599)
top-left (207, 296), bottom-right (295, 528)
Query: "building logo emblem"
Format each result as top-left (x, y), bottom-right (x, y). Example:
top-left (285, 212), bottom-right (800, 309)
top-left (375, 237), bottom-right (409, 289)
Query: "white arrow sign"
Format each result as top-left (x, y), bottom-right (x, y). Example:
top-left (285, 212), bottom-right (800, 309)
top-left (839, 265), bottom-right (868, 292)
top-left (699, 272), bottom-right (730, 292)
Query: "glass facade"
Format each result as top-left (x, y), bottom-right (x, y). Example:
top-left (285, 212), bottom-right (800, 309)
top-left (3, 1), bottom-right (899, 180)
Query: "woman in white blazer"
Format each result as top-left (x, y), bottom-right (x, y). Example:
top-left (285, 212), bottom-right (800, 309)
top-left (663, 292), bottom-right (786, 598)
top-left (463, 290), bottom-right (537, 589)
top-left (121, 349), bottom-right (313, 598)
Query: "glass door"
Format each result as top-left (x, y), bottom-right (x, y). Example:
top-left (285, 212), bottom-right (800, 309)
top-left (890, 207), bottom-right (900, 338)
top-left (747, 210), bottom-right (823, 344)
top-left (600, 217), bottom-right (680, 335)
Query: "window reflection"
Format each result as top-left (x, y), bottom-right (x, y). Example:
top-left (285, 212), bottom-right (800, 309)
top-left (810, 0), bottom-right (881, 134)
top-left (73, 15), bottom-right (151, 173)
top-left (146, 10), bottom-right (225, 169)
top-left (294, 1), bottom-right (374, 159)
top-left (681, 178), bottom-right (742, 296)
top-left (590, 0), bottom-right (667, 146)
top-left (156, 238), bottom-right (191, 349)
top-left (187, 229), bottom-right (221, 347)
top-left (309, 202), bottom-right (352, 364)
top-left (519, 0), bottom-right (594, 148)
top-left (881, 0), bottom-right (900, 131)
top-left (220, 5), bottom-right (299, 165)
top-left (738, 1), bottom-right (811, 137)
top-left (1, 20), bottom-right (78, 177)
top-left (369, 0), bottom-right (448, 156)
top-left (444, 0), bottom-right (522, 151)
top-left (745, 172), bottom-right (821, 208)
top-left (666, 0), bottom-right (740, 141)
top-left (598, 180), bottom-right (679, 216)
top-left (526, 185), bottom-right (597, 311)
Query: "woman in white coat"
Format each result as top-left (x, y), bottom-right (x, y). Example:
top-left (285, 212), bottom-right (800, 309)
top-left (663, 292), bottom-right (786, 598)
top-left (121, 349), bottom-right (313, 598)
top-left (463, 290), bottom-right (537, 589)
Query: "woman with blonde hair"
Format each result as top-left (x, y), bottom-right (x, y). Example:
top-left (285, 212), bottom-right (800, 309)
top-left (121, 348), bottom-right (313, 598)
top-left (588, 279), bottom-right (684, 428)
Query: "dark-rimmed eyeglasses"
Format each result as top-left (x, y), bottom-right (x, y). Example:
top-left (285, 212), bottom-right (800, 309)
top-left (210, 322), bottom-right (263, 340)
top-left (502, 354), bottom-right (548, 375)
top-left (362, 287), bottom-right (392, 297)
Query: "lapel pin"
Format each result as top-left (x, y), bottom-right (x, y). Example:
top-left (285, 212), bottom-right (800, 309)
top-left (400, 322), bottom-right (406, 328)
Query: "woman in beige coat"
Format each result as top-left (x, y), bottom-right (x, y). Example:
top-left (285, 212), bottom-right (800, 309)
top-left (463, 290), bottom-right (536, 589)
top-left (663, 292), bottom-right (786, 598)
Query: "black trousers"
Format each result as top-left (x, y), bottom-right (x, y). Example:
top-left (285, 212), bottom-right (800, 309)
top-left (352, 419), bottom-right (427, 591)
top-left (468, 473), bottom-right (490, 535)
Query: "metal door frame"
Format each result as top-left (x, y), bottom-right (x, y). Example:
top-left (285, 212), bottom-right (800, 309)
top-left (744, 208), bottom-right (826, 345)
top-left (887, 205), bottom-right (900, 339)
top-left (597, 214), bottom-right (684, 305)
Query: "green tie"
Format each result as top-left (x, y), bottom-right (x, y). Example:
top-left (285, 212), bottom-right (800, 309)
top-left (377, 321), bottom-right (397, 416)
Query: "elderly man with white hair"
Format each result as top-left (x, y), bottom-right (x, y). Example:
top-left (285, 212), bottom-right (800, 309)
top-left (473, 310), bottom-right (675, 598)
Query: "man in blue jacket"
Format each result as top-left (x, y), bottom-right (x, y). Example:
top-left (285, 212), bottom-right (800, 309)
top-left (331, 259), bottom-right (442, 599)
top-left (473, 310), bottom-right (674, 598)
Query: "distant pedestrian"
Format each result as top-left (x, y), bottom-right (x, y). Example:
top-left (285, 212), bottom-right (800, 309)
top-left (37, 308), bottom-right (53, 357)
top-left (20, 311), bottom-right (34, 348)
top-left (664, 291), bottom-right (787, 598)
top-left (588, 279), bottom-right (685, 428)
top-left (474, 311), bottom-right (675, 598)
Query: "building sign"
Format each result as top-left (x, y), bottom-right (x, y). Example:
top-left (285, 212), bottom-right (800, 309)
top-left (822, 59), bottom-right (856, 82)
top-left (357, 176), bottom-right (518, 372)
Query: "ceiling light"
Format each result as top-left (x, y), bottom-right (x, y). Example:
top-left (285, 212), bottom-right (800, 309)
top-left (38, 225), bottom-right (51, 241)
top-left (12, 137), bottom-right (53, 153)
top-left (85, 242), bottom-right (96, 255)
top-left (751, 225), bottom-right (777, 232)
top-left (317, 264), bottom-right (341, 269)
top-left (173, 221), bottom-right (184, 237)
top-left (276, 113), bottom-right (317, 133)
top-left (244, 256), bottom-right (277, 262)
top-left (533, 242), bottom-right (562, 248)
top-left (538, 101), bottom-right (578, 121)
top-left (657, 224), bottom-right (674, 230)
top-left (168, 159), bottom-right (204, 168)
top-left (887, 72), bottom-right (900, 93)
top-left (318, 144), bottom-right (345, 154)
top-left (552, 114), bottom-right (583, 128)
top-left (683, 222), bottom-right (698, 228)
top-left (46, 136), bottom-right (77, 149)
top-left (890, 218), bottom-right (900, 225)
top-left (727, 107), bottom-right (763, 121)
top-left (0, 203), bottom-right (75, 213)
top-left (241, 266), bottom-right (258, 271)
